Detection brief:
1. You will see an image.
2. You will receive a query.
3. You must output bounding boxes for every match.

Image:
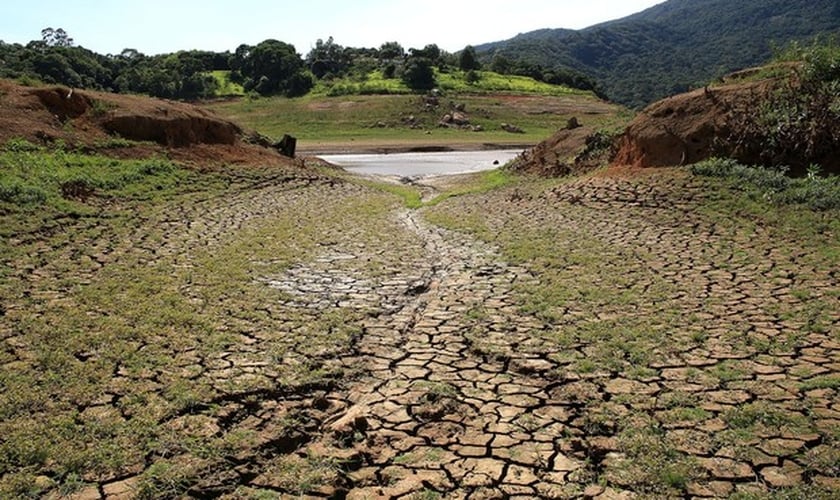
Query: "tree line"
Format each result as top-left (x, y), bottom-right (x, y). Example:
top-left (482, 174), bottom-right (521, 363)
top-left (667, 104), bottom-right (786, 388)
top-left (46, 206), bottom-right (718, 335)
top-left (0, 28), bottom-right (600, 100)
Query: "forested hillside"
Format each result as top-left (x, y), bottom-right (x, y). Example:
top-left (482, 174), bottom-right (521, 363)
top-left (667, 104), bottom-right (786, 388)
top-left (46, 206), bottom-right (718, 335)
top-left (477, 0), bottom-right (840, 107)
top-left (0, 30), bottom-right (596, 101)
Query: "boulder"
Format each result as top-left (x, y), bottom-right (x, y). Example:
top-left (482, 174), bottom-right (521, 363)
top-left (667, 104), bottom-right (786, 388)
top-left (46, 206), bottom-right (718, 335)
top-left (451, 111), bottom-right (469, 125)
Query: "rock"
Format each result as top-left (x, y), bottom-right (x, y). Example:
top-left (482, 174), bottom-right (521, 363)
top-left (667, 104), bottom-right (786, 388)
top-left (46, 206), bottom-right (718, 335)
top-left (567, 117), bottom-right (581, 129)
top-left (274, 134), bottom-right (296, 158)
top-left (452, 112), bottom-right (470, 126)
top-left (501, 123), bottom-right (525, 134)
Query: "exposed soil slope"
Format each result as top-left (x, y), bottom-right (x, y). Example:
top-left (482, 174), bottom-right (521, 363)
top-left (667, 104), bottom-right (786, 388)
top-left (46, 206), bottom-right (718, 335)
top-left (0, 79), bottom-right (285, 165)
top-left (613, 80), bottom-right (775, 169)
top-left (507, 123), bottom-right (612, 177)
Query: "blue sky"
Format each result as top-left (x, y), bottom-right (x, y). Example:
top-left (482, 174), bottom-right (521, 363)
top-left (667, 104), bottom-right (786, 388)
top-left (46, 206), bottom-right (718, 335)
top-left (1, 0), bottom-right (663, 56)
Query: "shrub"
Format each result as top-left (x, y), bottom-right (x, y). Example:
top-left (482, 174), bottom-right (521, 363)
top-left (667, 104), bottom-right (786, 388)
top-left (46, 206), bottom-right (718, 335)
top-left (0, 180), bottom-right (48, 205)
top-left (727, 40), bottom-right (840, 173)
top-left (3, 138), bottom-right (43, 153)
top-left (691, 158), bottom-right (840, 210)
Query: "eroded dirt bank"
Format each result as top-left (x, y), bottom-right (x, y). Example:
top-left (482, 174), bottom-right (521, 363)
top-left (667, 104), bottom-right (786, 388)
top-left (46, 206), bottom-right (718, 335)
top-left (1, 165), bottom-right (838, 499)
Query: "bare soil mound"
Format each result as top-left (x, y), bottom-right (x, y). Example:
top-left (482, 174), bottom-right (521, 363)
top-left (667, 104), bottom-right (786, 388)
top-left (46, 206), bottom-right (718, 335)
top-left (0, 80), bottom-right (286, 165)
top-left (612, 81), bottom-right (775, 169)
top-left (507, 124), bottom-right (612, 177)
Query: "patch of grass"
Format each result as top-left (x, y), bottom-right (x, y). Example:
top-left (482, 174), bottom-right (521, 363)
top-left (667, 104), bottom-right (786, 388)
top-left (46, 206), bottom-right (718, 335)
top-left (356, 179), bottom-right (423, 209)
top-left (723, 402), bottom-right (810, 431)
top-left (710, 360), bottom-right (750, 383)
top-left (315, 68), bottom-right (589, 97)
top-left (2, 137), bottom-right (44, 153)
top-left (607, 426), bottom-right (701, 496)
top-left (262, 453), bottom-right (341, 496)
top-left (691, 158), bottom-right (840, 210)
top-left (410, 488), bottom-right (442, 500)
top-left (425, 168), bottom-right (517, 206)
top-left (208, 70), bottom-right (245, 96)
top-left (799, 375), bottom-right (840, 392)
top-left (204, 91), bottom-right (626, 149)
top-left (0, 148), bottom-right (184, 217)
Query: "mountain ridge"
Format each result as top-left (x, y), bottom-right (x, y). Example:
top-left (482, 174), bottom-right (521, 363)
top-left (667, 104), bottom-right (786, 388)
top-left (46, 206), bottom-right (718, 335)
top-left (475, 0), bottom-right (840, 108)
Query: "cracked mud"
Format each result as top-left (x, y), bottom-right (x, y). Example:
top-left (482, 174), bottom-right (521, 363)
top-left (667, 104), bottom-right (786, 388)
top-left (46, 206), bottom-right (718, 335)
top-left (2, 166), bottom-right (838, 499)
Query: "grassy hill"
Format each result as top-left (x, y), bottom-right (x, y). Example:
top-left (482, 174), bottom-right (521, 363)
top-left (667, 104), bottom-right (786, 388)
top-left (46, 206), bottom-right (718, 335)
top-left (205, 91), bottom-right (629, 152)
top-left (204, 69), bottom-right (629, 151)
top-left (477, 0), bottom-right (840, 108)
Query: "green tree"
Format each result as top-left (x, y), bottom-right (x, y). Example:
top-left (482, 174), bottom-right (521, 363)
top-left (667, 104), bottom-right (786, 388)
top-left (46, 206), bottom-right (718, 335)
top-left (401, 56), bottom-right (436, 90)
top-left (490, 52), bottom-right (513, 74)
top-left (459, 45), bottom-right (481, 71)
top-left (238, 39), bottom-right (313, 96)
top-left (410, 44), bottom-right (442, 66)
top-left (41, 27), bottom-right (73, 48)
top-left (306, 36), bottom-right (350, 79)
top-left (378, 41), bottom-right (405, 61)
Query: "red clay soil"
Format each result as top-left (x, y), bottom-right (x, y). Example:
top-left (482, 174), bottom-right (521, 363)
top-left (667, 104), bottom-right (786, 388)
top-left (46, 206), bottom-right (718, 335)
top-left (0, 79), bottom-right (289, 166)
top-left (613, 81), bottom-right (770, 168)
top-left (507, 125), bottom-right (606, 177)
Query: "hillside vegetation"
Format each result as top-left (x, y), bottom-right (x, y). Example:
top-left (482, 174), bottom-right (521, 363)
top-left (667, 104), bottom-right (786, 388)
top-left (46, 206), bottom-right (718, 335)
top-left (205, 91), bottom-right (628, 151)
top-left (477, 0), bottom-right (840, 107)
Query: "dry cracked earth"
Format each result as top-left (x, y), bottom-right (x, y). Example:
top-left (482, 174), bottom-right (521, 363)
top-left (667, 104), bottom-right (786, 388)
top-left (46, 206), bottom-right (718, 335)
top-left (1, 165), bottom-right (839, 499)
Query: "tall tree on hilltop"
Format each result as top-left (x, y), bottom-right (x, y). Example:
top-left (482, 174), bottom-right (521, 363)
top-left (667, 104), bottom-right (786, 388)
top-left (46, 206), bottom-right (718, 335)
top-left (459, 45), bottom-right (481, 71)
top-left (41, 27), bottom-right (74, 48)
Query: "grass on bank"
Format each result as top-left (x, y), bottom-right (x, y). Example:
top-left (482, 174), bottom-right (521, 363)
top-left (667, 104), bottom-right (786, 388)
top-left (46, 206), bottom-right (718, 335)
top-left (353, 168), bottom-right (516, 210)
top-left (315, 68), bottom-right (591, 97)
top-left (205, 92), bottom-right (626, 148)
top-left (691, 157), bottom-right (840, 210)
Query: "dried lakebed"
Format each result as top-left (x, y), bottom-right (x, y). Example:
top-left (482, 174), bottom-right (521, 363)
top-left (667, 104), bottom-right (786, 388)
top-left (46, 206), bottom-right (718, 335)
top-left (1, 165), bottom-right (838, 499)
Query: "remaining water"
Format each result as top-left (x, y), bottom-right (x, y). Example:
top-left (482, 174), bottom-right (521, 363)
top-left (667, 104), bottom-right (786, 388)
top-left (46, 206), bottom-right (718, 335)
top-left (319, 149), bottom-right (524, 177)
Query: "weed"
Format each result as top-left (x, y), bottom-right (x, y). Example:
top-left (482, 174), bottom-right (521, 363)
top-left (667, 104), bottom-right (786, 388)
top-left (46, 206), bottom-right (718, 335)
top-left (410, 489), bottom-right (442, 500)
top-left (723, 402), bottom-right (809, 431)
top-left (90, 99), bottom-right (113, 117)
top-left (691, 158), bottom-right (840, 210)
top-left (135, 460), bottom-right (199, 500)
top-left (263, 453), bottom-right (340, 496)
top-left (799, 375), bottom-right (840, 392)
top-left (2, 138), bottom-right (43, 152)
top-left (607, 425), bottom-right (701, 496)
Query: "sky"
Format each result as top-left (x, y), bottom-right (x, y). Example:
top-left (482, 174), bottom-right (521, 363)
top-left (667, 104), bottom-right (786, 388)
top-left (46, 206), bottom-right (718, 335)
top-left (1, 0), bottom-right (664, 56)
